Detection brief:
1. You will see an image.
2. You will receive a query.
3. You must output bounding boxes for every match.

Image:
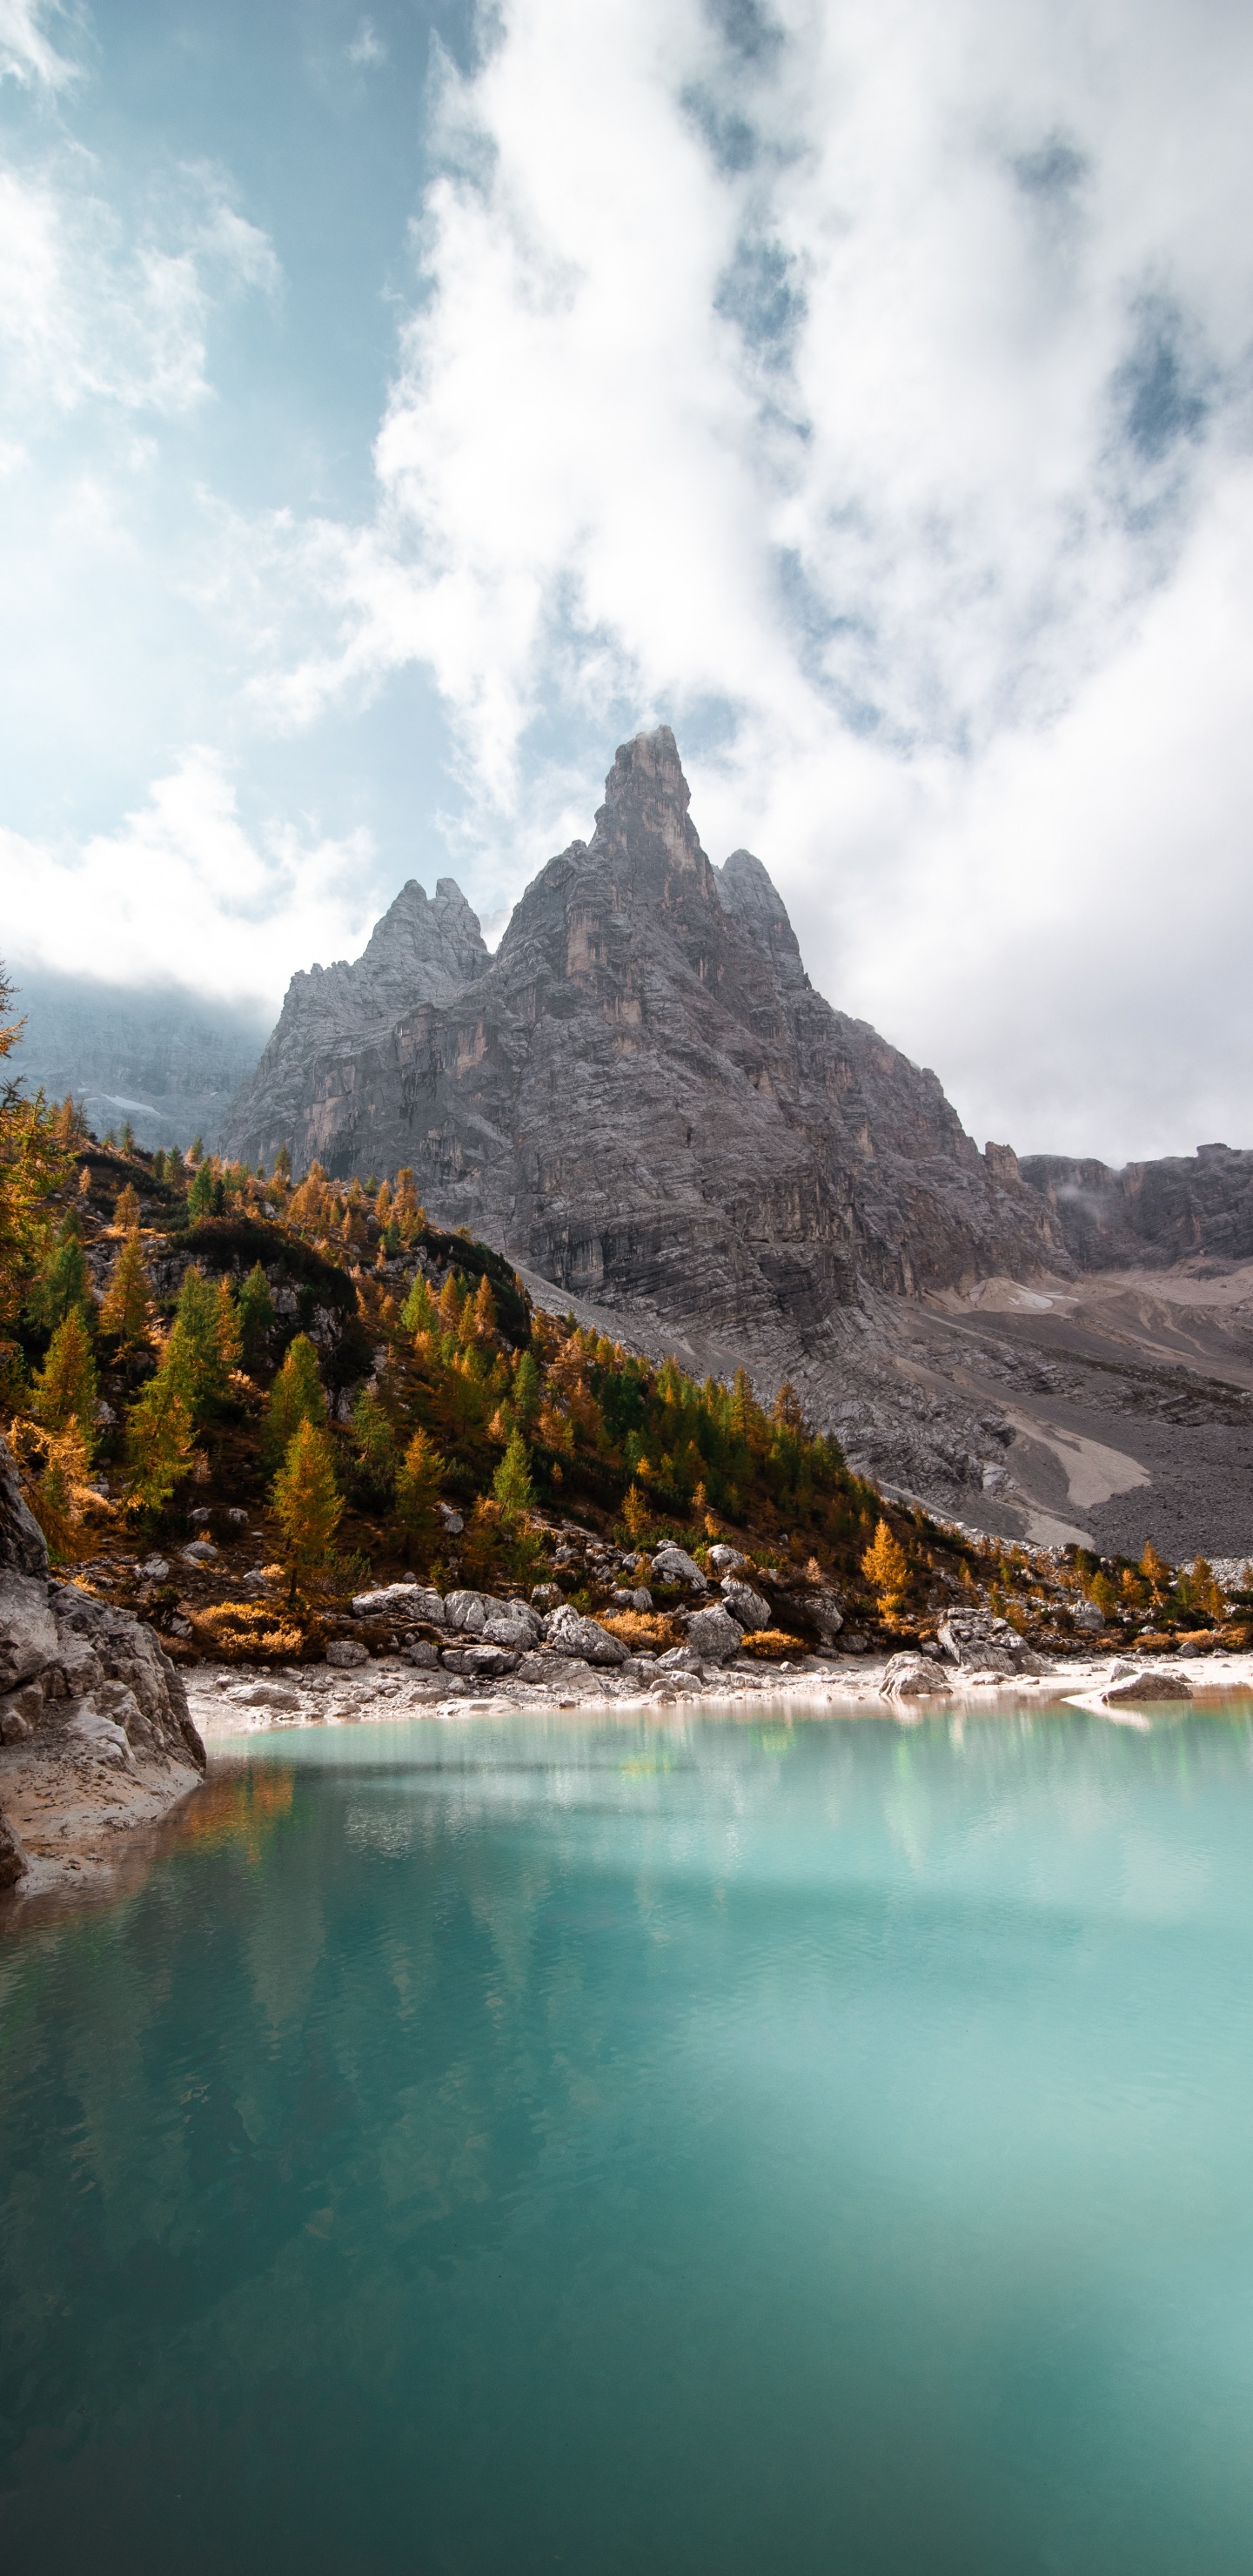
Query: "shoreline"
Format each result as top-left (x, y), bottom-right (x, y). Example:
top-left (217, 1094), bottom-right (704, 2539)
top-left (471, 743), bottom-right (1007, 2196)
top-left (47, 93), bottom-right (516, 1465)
top-left (187, 1644), bottom-right (1253, 1743)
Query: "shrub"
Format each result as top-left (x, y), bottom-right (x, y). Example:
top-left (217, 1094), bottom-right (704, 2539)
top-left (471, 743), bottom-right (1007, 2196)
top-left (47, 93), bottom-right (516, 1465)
top-left (192, 1601), bottom-right (304, 1663)
top-left (740, 1629), bottom-right (807, 1660)
top-left (599, 1609), bottom-right (680, 1654)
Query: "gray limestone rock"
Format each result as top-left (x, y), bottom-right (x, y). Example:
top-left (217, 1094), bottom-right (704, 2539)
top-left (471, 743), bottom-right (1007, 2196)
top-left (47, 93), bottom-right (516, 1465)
top-left (720, 1578), bottom-right (773, 1630)
top-left (881, 1652), bottom-right (950, 1700)
top-left (687, 1604), bottom-right (743, 1665)
top-left (651, 1545), bottom-right (707, 1593)
top-left (352, 1583), bottom-right (446, 1623)
top-left (326, 1639), bottom-right (370, 1669)
top-left (546, 1605), bottom-right (628, 1665)
top-left (481, 1600), bottom-right (542, 1649)
top-left (0, 1573), bottom-right (59, 1693)
top-left (1100, 1668), bottom-right (1190, 1703)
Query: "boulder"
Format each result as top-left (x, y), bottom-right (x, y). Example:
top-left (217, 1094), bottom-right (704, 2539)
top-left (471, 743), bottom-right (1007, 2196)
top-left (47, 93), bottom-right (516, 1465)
top-left (0, 1808), bottom-right (29, 1888)
top-left (438, 1503), bottom-right (465, 1536)
top-left (0, 1438), bottom-right (49, 1580)
top-left (465, 1645), bottom-right (519, 1678)
top-left (0, 1573), bottom-right (59, 1693)
top-left (402, 1636), bottom-right (441, 1669)
top-left (531, 1583), bottom-right (560, 1609)
top-left (1072, 1598), bottom-right (1106, 1633)
top-left (651, 1546), bottom-right (707, 1593)
top-left (482, 1600), bottom-right (542, 1649)
top-left (881, 1652), bottom-right (950, 1701)
top-left (326, 1639), bottom-right (370, 1669)
top-left (720, 1578), bottom-right (772, 1630)
top-left (687, 1603), bottom-right (743, 1665)
top-left (546, 1604), bottom-right (628, 1666)
top-left (443, 1588), bottom-right (489, 1634)
top-left (1101, 1669), bottom-right (1191, 1705)
top-left (180, 1540), bottom-right (218, 1566)
top-left (352, 1583), bottom-right (446, 1624)
top-left (707, 1545), bottom-right (747, 1573)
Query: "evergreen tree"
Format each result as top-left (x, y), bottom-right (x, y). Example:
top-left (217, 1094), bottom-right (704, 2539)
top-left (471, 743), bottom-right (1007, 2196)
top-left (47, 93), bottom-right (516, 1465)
top-left (352, 1385), bottom-right (397, 1497)
top-left (272, 1143), bottom-right (291, 1181)
top-left (123, 1372), bottom-right (195, 1517)
top-left (237, 1262), bottom-right (275, 1365)
top-left (120, 1121), bottom-right (135, 1154)
top-left (512, 1347), bottom-right (540, 1424)
top-left (162, 1265), bottom-right (235, 1417)
top-left (187, 1161), bottom-right (216, 1221)
top-left (263, 1332), bottom-right (326, 1465)
top-left (212, 1277), bottom-right (242, 1384)
top-left (861, 1518), bottom-right (910, 1620)
top-left (492, 1428), bottom-right (533, 1523)
top-left (393, 1426), bottom-right (444, 1562)
top-left (190, 1134), bottom-right (204, 1163)
top-left (99, 1231), bottom-right (152, 1347)
top-left (272, 1419), bottom-right (342, 1600)
top-left (400, 1271), bottom-right (436, 1334)
top-left (167, 1144), bottom-right (184, 1185)
top-left (152, 1149), bottom-right (166, 1183)
top-left (29, 1208), bottom-right (94, 1331)
top-left (32, 1309), bottom-right (98, 1452)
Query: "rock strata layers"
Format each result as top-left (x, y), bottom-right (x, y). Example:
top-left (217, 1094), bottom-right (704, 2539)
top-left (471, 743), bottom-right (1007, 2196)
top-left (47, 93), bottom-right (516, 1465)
top-left (0, 1439), bottom-right (205, 1897)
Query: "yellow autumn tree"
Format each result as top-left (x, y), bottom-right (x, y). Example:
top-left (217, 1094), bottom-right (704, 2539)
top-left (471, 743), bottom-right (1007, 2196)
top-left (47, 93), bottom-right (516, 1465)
top-left (99, 1231), bottom-right (153, 1348)
top-left (861, 1517), bottom-right (910, 1621)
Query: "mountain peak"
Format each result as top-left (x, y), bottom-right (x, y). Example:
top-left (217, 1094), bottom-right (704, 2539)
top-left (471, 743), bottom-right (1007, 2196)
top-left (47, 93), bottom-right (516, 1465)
top-left (591, 725), bottom-right (709, 885)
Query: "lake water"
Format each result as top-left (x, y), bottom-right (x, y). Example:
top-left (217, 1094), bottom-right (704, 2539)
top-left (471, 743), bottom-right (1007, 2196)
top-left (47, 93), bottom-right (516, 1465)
top-left (5, 1702), bottom-right (1253, 2573)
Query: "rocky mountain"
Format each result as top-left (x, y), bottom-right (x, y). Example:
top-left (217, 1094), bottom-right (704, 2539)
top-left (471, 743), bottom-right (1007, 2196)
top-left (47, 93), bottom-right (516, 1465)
top-left (1022, 1146), bottom-right (1253, 1270)
top-left (226, 728), bottom-right (1062, 1307)
top-left (223, 730), bottom-right (1253, 1561)
top-left (10, 970), bottom-right (268, 1153)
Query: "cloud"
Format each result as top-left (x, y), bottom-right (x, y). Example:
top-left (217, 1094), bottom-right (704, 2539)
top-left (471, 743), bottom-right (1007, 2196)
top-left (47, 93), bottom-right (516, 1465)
top-left (0, 0), bottom-right (75, 90)
top-left (0, 155), bottom-right (280, 423)
top-left (238, 0), bottom-right (1253, 1161)
top-left (348, 18), bottom-right (386, 69)
top-left (0, 749), bottom-right (380, 1005)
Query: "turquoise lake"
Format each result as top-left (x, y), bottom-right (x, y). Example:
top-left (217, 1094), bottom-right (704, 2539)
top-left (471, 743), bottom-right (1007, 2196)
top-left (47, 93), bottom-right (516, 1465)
top-left (5, 1702), bottom-right (1253, 2573)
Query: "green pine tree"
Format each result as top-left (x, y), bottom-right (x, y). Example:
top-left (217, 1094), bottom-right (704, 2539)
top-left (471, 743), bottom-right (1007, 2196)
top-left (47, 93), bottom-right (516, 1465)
top-left (31, 1309), bottom-right (98, 1455)
top-left (237, 1262), bottom-right (275, 1365)
top-left (29, 1210), bottom-right (94, 1331)
top-left (492, 1428), bottom-right (534, 1525)
top-left (352, 1384), bottom-right (397, 1497)
top-left (263, 1332), bottom-right (327, 1466)
top-left (273, 1418), bottom-right (343, 1601)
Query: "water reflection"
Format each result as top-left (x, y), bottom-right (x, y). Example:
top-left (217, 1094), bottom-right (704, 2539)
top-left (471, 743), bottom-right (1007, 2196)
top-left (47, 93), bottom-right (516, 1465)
top-left (4, 1704), bottom-right (1253, 2574)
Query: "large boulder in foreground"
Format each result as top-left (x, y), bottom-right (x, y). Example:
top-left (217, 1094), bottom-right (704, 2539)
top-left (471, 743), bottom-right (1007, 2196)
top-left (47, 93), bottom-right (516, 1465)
top-left (0, 1434), bottom-right (205, 1897)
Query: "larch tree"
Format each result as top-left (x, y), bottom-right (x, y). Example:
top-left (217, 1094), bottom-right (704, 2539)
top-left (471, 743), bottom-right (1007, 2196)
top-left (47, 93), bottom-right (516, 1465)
top-left (492, 1429), bottom-right (533, 1525)
top-left (861, 1518), bottom-right (911, 1621)
top-left (263, 1332), bottom-right (326, 1466)
top-left (393, 1426), bottom-right (444, 1563)
top-left (32, 1309), bottom-right (98, 1452)
top-left (272, 1418), bottom-right (343, 1601)
top-left (100, 1231), bottom-right (153, 1349)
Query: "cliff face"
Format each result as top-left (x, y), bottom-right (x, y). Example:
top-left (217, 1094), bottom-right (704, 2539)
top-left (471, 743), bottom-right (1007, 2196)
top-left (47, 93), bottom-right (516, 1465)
top-left (224, 728), bottom-right (1063, 1350)
top-left (1021, 1146), bottom-right (1253, 1271)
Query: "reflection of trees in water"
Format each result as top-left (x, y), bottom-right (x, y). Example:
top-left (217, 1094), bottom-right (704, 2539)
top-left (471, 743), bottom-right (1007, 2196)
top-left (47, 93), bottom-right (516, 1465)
top-left (7, 1709), bottom-right (1253, 2452)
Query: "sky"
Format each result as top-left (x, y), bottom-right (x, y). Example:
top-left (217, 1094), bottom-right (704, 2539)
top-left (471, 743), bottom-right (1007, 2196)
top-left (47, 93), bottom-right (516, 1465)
top-left (3, 0), bottom-right (1252, 1165)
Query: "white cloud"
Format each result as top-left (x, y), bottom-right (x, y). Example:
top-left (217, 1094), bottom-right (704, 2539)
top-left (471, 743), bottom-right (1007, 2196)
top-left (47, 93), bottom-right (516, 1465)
top-left (348, 18), bottom-right (385, 69)
top-left (247, 0), bottom-right (1253, 1162)
top-left (1, 749), bottom-right (379, 1005)
top-left (0, 0), bottom-right (74, 89)
top-left (0, 158), bottom-right (280, 421)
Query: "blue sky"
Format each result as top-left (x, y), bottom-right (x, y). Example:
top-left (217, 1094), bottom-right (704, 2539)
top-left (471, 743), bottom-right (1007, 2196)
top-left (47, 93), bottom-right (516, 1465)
top-left (3, 0), bottom-right (1253, 1162)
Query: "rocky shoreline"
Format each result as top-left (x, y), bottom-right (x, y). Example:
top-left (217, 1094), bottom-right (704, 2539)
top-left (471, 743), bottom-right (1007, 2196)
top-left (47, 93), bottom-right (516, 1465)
top-left (185, 1641), bottom-right (1250, 1747)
